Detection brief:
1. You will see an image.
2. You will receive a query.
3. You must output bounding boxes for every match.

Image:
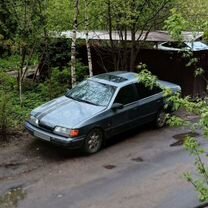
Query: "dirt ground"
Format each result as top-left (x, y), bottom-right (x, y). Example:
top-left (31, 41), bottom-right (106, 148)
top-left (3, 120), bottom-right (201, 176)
top-left (0, 115), bottom-right (204, 208)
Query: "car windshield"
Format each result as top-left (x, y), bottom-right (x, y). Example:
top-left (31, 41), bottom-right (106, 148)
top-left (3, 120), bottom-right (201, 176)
top-left (66, 80), bottom-right (116, 106)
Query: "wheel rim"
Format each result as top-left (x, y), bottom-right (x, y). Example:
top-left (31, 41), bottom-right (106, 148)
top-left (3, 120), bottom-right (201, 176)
top-left (87, 130), bottom-right (102, 153)
top-left (157, 111), bottom-right (166, 127)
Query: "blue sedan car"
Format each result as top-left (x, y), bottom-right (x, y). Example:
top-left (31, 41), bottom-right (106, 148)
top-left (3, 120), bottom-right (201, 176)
top-left (26, 71), bottom-right (181, 154)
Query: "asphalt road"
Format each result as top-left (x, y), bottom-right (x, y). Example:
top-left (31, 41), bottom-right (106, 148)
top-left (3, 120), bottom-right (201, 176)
top-left (0, 125), bottom-right (205, 208)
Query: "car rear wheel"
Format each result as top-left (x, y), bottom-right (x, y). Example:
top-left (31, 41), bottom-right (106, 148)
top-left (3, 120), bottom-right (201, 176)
top-left (155, 109), bottom-right (167, 128)
top-left (83, 128), bottom-right (103, 154)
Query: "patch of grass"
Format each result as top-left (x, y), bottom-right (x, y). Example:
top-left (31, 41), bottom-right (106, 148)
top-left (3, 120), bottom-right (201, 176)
top-left (0, 71), bottom-right (47, 130)
top-left (0, 55), bottom-right (20, 72)
top-left (0, 95), bottom-right (10, 141)
top-left (0, 61), bottom-right (88, 135)
top-left (0, 55), bottom-right (39, 72)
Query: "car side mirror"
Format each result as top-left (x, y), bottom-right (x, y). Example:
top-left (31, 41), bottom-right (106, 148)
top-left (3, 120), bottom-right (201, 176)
top-left (111, 103), bottom-right (123, 111)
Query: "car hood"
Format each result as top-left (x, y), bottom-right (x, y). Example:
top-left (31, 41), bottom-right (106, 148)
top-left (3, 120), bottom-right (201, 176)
top-left (32, 96), bottom-right (106, 128)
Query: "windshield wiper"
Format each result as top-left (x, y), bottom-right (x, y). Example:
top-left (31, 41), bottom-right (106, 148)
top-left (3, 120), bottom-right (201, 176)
top-left (78, 99), bottom-right (100, 106)
top-left (66, 95), bottom-right (84, 103)
top-left (66, 95), bottom-right (76, 100)
top-left (66, 95), bottom-right (99, 106)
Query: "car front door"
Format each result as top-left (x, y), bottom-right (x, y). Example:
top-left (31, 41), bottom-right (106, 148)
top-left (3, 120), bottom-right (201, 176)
top-left (110, 84), bottom-right (138, 136)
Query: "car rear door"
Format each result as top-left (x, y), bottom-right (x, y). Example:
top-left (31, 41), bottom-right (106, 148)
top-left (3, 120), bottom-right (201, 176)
top-left (134, 83), bottom-right (163, 126)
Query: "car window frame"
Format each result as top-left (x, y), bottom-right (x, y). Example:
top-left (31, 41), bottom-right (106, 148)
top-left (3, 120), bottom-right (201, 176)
top-left (162, 42), bottom-right (187, 49)
top-left (134, 82), bottom-right (163, 101)
top-left (113, 83), bottom-right (139, 106)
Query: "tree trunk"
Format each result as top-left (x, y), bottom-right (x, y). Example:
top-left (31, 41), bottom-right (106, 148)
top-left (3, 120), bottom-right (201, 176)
top-left (130, 30), bottom-right (136, 71)
top-left (19, 47), bottom-right (26, 106)
top-left (37, 0), bottom-right (50, 81)
top-left (84, 0), bottom-right (93, 77)
top-left (107, 0), bottom-right (118, 70)
top-left (86, 31), bottom-right (93, 77)
top-left (71, 0), bottom-right (79, 87)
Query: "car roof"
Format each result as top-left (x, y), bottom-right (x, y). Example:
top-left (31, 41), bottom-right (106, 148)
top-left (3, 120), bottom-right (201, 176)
top-left (89, 71), bottom-right (181, 92)
top-left (185, 41), bottom-right (208, 51)
top-left (90, 71), bottom-right (138, 87)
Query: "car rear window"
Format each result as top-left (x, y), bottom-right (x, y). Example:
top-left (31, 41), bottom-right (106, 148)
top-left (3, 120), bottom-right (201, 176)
top-left (135, 83), bottom-right (162, 99)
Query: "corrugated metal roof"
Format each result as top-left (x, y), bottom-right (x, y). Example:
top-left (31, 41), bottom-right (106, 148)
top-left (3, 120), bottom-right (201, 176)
top-left (55, 30), bottom-right (204, 42)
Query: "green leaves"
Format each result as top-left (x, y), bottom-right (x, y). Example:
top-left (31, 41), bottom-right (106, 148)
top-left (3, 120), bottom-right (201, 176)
top-left (174, 0), bottom-right (208, 34)
top-left (184, 137), bottom-right (200, 154)
top-left (164, 8), bottom-right (188, 41)
top-left (195, 68), bottom-right (204, 77)
top-left (47, 0), bottom-right (73, 31)
top-left (137, 68), bottom-right (159, 90)
top-left (137, 67), bottom-right (208, 202)
top-left (0, 93), bottom-right (10, 141)
top-left (166, 115), bottom-right (186, 127)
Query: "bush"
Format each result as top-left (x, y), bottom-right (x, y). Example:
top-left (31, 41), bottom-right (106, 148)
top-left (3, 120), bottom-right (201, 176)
top-left (38, 62), bottom-right (88, 99)
top-left (0, 71), bottom-right (16, 91)
top-left (38, 68), bottom-right (70, 99)
top-left (0, 71), bottom-right (46, 130)
top-left (0, 55), bottom-right (21, 72)
top-left (0, 61), bottom-right (88, 136)
top-left (0, 94), bottom-right (11, 141)
top-left (76, 61), bottom-right (89, 82)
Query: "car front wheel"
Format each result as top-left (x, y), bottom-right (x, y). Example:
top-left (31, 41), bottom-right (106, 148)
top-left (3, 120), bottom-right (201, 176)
top-left (83, 128), bottom-right (103, 154)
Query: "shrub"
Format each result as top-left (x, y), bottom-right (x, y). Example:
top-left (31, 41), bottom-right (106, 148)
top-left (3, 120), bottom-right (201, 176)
top-left (0, 61), bottom-right (88, 136)
top-left (0, 71), bottom-right (16, 91)
top-left (76, 61), bottom-right (89, 82)
top-left (0, 94), bottom-right (11, 141)
top-left (0, 55), bottom-right (21, 72)
top-left (38, 62), bottom-right (88, 99)
top-left (38, 68), bottom-right (70, 99)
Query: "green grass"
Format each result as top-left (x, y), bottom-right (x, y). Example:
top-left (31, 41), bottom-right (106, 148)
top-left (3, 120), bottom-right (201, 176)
top-left (0, 55), bottom-right (21, 72)
top-left (0, 62), bottom-right (88, 130)
top-left (0, 55), bottom-right (39, 72)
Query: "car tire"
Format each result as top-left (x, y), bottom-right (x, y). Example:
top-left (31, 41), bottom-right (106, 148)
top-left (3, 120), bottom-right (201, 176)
top-left (83, 128), bottom-right (103, 154)
top-left (155, 109), bottom-right (167, 128)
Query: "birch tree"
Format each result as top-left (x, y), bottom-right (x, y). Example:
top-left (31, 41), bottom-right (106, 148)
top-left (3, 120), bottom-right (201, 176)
top-left (71, 0), bottom-right (80, 87)
top-left (84, 0), bottom-right (93, 77)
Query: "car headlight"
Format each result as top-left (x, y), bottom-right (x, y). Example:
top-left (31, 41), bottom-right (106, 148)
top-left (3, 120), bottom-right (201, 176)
top-left (30, 115), bottom-right (39, 126)
top-left (54, 126), bottom-right (79, 138)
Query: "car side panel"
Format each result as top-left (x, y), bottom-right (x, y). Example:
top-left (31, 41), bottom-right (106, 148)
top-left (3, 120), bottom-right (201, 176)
top-left (135, 94), bottom-right (164, 126)
top-left (77, 109), bottom-right (114, 139)
top-left (109, 105), bottom-right (132, 136)
top-left (77, 107), bottom-right (132, 139)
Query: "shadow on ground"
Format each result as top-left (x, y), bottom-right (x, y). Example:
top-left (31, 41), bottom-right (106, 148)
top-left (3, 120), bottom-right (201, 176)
top-left (24, 123), bottom-right (155, 161)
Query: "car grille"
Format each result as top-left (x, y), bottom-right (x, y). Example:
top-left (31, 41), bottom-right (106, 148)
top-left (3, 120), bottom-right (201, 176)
top-left (38, 122), bottom-right (54, 133)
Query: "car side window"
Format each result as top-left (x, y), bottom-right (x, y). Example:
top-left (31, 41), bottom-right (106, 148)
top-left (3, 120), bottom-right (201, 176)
top-left (135, 83), bottom-right (162, 100)
top-left (162, 42), bottom-right (187, 49)
top-left (114, 84), bottom-right (137, 105)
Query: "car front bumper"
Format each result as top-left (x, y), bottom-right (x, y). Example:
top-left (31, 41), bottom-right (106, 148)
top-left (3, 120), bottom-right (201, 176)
top-left (25, 122), bottom-right (85, 149)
